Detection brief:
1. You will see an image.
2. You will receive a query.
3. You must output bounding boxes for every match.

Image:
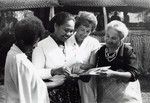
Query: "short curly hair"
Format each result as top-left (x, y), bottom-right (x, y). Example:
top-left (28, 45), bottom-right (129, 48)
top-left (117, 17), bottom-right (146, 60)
top-left (15, 16), bottom-right (45, 45)
top-left (75, 11), bottom-right (98, 32)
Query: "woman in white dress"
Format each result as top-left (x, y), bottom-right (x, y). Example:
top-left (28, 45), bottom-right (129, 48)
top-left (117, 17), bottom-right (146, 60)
top-left (4, 16), bottom-right (50, 103)
top-left (69, 11), bottom-right (101, 103)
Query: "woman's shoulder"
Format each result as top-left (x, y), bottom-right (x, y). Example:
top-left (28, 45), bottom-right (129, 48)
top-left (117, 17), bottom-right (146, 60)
top-left (96, 45), bottom-right (106, 54)
top-left (38, 36), bottom-right (53, 47)
top-left (85, 36), bottom-right (101, 47)
top-left (124, 43), bottom-right (133, 50)
top-left (123, 43), bottom-right (134, 53)
top-left (121, 43), bottom-right (135, 57)
top-left (87, 36), bottom-right (99, 43)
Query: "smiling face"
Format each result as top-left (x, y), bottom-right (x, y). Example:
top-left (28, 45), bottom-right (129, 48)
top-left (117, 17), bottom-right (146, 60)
top-left (75, 24), bottom-right (92, 43)
top-left (54, 19), bottom-right (75, 43)
top-left (105, 27), bottom-right (121, 48)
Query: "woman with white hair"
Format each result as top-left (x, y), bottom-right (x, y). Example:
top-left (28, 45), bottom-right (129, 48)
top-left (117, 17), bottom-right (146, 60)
top-left (94, 20), bottom-right (142, 103)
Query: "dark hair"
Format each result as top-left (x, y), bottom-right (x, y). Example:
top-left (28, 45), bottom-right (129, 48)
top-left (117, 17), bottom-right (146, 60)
top-left (48, 12), bottom-right (75, 33)
top-left (15, 16), bottom-right (45, 45)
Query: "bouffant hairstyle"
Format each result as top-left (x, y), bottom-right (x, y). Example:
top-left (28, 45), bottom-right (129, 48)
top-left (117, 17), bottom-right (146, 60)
top-left (75, 11), bottom-right (98, 32)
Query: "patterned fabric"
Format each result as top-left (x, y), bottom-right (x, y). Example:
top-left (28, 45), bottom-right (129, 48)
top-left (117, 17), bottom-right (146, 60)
top-left (96, 44), bottom-right (142, 103)
top-left (32, 35), bottom-right (82, 103)
top-left (97, 77), bottom-right (142, 103)
top-left (48, 77), bottom-right (81, 103)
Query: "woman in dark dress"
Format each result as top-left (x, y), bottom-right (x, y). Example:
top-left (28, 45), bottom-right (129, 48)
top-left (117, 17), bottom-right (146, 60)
top-left (95, 20), bottom-right (142, 103)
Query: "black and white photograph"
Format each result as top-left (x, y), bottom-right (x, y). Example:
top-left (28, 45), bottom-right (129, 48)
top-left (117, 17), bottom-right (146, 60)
top-left (0, 0), bottom-right (150, 103)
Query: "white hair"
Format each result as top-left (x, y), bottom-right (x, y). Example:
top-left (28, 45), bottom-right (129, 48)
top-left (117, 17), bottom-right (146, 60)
top-left (106, 20), bottom-right (129, 40)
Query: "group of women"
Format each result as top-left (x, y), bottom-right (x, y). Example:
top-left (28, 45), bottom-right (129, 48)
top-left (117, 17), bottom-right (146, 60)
top-left (4, 11), bottom-right (142, 103)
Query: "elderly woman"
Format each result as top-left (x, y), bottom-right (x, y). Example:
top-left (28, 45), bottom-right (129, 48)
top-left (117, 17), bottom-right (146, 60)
top-left (4, 16), bottom-right (49, 103)
top-left (94, 20), bottom-right (142, 103)
top-left (68, 11), bottom-right (101, 103)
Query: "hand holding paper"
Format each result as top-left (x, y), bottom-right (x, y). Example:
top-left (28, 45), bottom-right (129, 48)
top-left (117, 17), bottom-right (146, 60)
top-left (80, 66), bottom-right (111, 75)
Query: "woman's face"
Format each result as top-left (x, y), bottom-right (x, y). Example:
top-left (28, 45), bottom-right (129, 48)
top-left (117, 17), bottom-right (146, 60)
top-left (105, 27), bottom-right (121, 48)
top-left (55, 20), bottom-right (75, 42)
top-left (75, 25), bottom-right (92, 42)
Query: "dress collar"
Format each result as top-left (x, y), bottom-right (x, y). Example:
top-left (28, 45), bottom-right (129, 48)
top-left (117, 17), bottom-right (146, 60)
top-left (11, 44), bottom-right (23, 53)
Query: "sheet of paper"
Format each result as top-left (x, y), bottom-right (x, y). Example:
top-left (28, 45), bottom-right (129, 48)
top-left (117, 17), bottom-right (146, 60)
top-left (80, 66), bottom-right (111, 75)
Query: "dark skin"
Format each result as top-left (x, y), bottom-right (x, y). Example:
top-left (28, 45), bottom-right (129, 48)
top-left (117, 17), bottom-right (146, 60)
top-left (50, 20), bottom-right (75, 77)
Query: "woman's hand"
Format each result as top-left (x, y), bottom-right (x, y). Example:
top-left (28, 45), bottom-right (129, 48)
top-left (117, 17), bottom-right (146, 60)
top-left (51, 67), bottom-right (70, 76)
top-left (46, 75), bottom-right (66, 88)
top-left (99, 68), bottom-right (132, 82)
top-left (99, 69), bottom-right (116, 78)
top-left (70, 63), bottom-right (85, 74)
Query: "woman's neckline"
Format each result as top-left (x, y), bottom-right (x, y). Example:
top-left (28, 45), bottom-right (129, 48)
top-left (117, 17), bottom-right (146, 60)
top-left (50, 33), bottom-right (64, 46)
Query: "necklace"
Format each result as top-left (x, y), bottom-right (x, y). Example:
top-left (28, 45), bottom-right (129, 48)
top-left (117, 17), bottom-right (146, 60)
top-left (105, 48), bottom-right (117, 62)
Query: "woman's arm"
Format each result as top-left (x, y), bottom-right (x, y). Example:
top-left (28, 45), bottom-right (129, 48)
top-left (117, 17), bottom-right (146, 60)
top-left (89, 49), bottom-right (99, 67)
top-left (32, 46), bottom-right (69, 79)
top-left (124, 46), bottom-right (140, 81)
top-left (99, 45), bottom-right (140, 82)
top-left (32, 46), bottom-right (52, 79)
top-left (100, 69), bottom-right (132, 82)
top-left (70, 49), bottom-right (98, 74)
